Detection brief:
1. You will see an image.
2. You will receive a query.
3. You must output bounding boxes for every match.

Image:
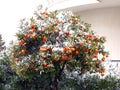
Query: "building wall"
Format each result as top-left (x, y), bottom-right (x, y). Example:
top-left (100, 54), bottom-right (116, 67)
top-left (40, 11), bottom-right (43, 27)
top-left (76, 6), bottom-right (120, 60)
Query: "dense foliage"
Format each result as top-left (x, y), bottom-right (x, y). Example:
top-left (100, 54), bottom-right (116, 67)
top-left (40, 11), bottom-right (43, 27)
top-left (0, 34), bottom-right (5, 52)
top-left (8, 6), bottom-right (109, 89)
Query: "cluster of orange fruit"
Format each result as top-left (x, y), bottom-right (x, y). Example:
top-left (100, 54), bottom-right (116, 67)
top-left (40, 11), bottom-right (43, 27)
top-left (11, 9), bottom-right (109, 78)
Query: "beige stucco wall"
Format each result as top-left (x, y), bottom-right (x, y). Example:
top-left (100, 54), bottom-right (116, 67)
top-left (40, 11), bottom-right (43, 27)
top-left (76, 6), bottom-right (120, 60)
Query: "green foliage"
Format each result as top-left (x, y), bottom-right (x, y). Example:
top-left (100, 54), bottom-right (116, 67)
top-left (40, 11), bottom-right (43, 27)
top-left (7, 6), bottom-right (110, 89)
top-left (0, 34), bottom-right (5, 52)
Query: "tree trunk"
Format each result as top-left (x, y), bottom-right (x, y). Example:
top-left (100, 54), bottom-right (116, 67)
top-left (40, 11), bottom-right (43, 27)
top-left (53, 76), bottom-right (58, 90)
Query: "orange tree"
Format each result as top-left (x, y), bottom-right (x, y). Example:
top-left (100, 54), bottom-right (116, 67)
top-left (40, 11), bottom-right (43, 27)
top-left (10, 6), bottom-right (109, 89)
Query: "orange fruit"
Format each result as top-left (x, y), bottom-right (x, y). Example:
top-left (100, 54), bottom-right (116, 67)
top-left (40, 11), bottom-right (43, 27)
top-left (80, 25), bottom-right (83, 29)
top-left (95, 61), bottom-right (99, 65)
top-left (47, 65), bottom-right (51, 69)
top-left (61, 56), bottom-right (67, 60)
top-left (101, 73), bottom-right (105, 77)
top-left (84, 48), bottom-right (88, 52)
top-left (19, 39), bottom-right (25, 45)
top-left (66, 50), bottom-right (71, 55)
top-left (62, 21), bottom-right (64, 24)
top-left (31, 24), bottom-right (35, 29)
top-left (45, 12), bottom-right (48, 15)
top-left (93, 54), bottom-right (98, 58)
top-left (74, 18), bottom-right (78, 22)
top-left (30, 64), bottom-right (34, 69)
top-left (38, 29), bottom-right (41, 32)
top-left (101, 57), bottom-right (105, 61)
top-left (79, 42), bottom-right (83, 46)
top-left (21, 49), bottom-right (26, 55)
top-left (31, 60), bottom-right (34, 63)
top-left (60, 51), bottom-right (63, 54)
top-left (96, 69), bottom-right (100, 73)
top-left (63, 47), bottom-right (68, 52)
top-left (25, 34), bottom-right (30, 38)
top-left (65, 31), bottom-right (70, 35)
top-left (42, 36), bottom-right (47, 42)
top-left (101, 67), bottom-right (106, 72)
top-left (53, 57), bottom-right (59, 61)
top-left (41, 55), bottom-right (45, 59)
top-left (75, 50), bottom-right (79, 55)
top-left (54, 21), bottom-right (58, 26)
top-left (29, 29), bottom-right (34, 34)
top-left (71, 48), bottom-right (75, 52)
top-left (32, 35), bottom-right (36, 39)
top-left (41, 30), bottom-right (44, 33)
top-left (87, 33), bottom-right (92, 38)
top-left (84, 62), bottom-right (87, 65)
top-left (94, 49), bottom-right (99, 53)
top-left (47, 46), bottom-right (51, 50)
top-left (54, 29), bottom-right (57, 33)
top-left (42, 62), bottom-right (48, 67)
top-left (40, 47), bottom-right (47, 52)
top-left (45, 15), bottom-right (48, 18)
top-left (23, 46), bottom-right (27, 49)
top-left (15, 58), bottom-right (19, 63)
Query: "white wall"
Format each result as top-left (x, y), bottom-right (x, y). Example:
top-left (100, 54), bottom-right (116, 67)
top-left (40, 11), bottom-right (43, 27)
top-left (76, 6), bottom-right (120, 60)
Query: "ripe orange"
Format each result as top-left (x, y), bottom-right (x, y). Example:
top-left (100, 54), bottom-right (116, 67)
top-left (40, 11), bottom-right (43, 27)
top-left (25, 34), bottom-right (30, 38)
top-left (41, 55), bottom-right (45, 59)
top-left (66, 50), bottom-right (71, 55)
top-left (79, 62), bottom-right (82, 65)
top-left (23, 46), bottom-right (27, 49)
top-left (96, 69), bottom-right (100, 73)
top-left (54, 30), bottom-right (57, 33)
top-left (101, 67), bottom-right (106, 72)
top-left (83, 48), bottom-right (88, 52)
top-left (42, 62), bottom-right (48, 67)
top-left (101, 73), bottom-right (105, 77)
top-left (75, 50), bottom-right (79, 55)
top-left (45, 12), bottom-right (48, 15)
top-left (54, 21), bottom-right (58, 26)
top-left (94, 49), bottom-right (99, 53)
top-left (41, 30), bottom-right (44, 33)
top-left (42, 36), bottom-right (47, 42)
top-left (80, 25), bottom-right (83, 29)
top-left (95, 61), bottom-right (99, 65)
top-left (93, 54), bottom-right (98, 58)
top-left (63, 47), bottom-right (68, 52)
top-left (65, 31), bottom-right (70, 35)
top-left (40, 47), bottom-right (47, 52)
top-left (38, 29), bottom-right (41, 32)
top-left (87, 33), bottom-right (92, 38)
top-left (61, 55), bottom-right (67, 60)
top-left (71, 48), bottom-right (75, 52)
top-left (29, 29), bottom-right (34, 34)
top-left (30, 64), bottom-right (34, 69)
top-left (79, 42), bottom-right (83, 46)
top-left (15, 58), bottom-right (19, 63)
top-left (45, 15), bottom-right (48, 18)
top-left (60, 50), bottom-right (63, 54)
top-left (20, 39), bottom-right (25, 45)
top-left (32, 35), bottom-right (36, 39)
top-left (84, 62), bottom-right (87, 65)
top-left (62, 21), bottom-right (64, 24)
top-left (74, 18), bottom-right (78, 22)
top-left (21, 49), bottom-right (26, 55)
top-left (31, 24), bottom-right (35, 29)
top-left (47, 65), bottom-right (51, 69)
top-left (47, 46), bottom-right (51, 50)
top-left (31, 60), bottom-right (34, 63)
top-left (101, 57), bottom-right (105, 61)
